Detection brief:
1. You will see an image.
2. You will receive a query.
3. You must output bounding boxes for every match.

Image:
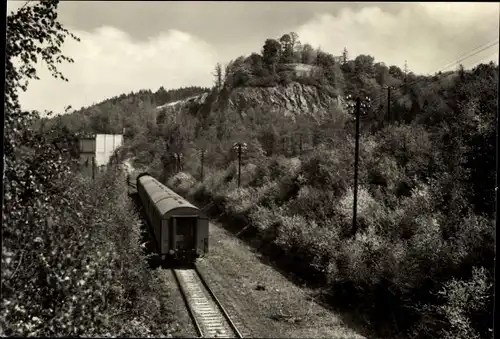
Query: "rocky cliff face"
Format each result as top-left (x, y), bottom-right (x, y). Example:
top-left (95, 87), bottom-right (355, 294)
top-left (227, 82), bottom-right (343, 117)
top-left (155, 82), bottom-right (344, 124)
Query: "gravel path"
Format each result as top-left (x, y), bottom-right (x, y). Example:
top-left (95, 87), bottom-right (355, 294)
top-left (194, 222), bottom-right (368, 339)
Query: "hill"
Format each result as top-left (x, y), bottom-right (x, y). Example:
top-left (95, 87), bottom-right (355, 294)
top-left (41, 33), bottom-right (415, 136)
top-left (37, 86), bottom-right (211, 135)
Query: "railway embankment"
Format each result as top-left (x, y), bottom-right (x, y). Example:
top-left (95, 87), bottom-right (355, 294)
top-left (166, 171), bottom-right (372, 338)
top-left (195, 222), bottom-right (367, 338)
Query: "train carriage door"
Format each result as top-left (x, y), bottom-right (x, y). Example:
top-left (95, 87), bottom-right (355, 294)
top-left (170, 217), bottom-right (175, 253)
top-left (161, 218), bottom-right (169, 254)
top-left (174, 216), bottom-right (197, 250)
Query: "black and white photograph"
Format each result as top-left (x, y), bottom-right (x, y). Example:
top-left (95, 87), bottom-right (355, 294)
top-left (2, 1), bottom-right (498, 338)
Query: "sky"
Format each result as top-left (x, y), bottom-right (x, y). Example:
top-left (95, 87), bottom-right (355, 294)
top-left (6, 1), bottom-right (500, 114)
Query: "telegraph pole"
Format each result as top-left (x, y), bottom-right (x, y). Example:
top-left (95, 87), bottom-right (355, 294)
top-left (387, 86), bottom-right (391, 123)
top-left (404, 60), bottom-right (408, 83)
top-left (353, 98), bottom-right (360, 235)
top-left (173, 152), bottom-right (181, 173)
top-left (403, 60), bottom-right (409, 97)
top-left (383, 86), bottom-right (394, 123)
top-left (345, 94), bottom-right (371, 236)
top-left (200, 149), bottom-right (206, 182)
top-left (238, 145), bottom-right (242, 187)
top-left (232, 142), bottom-right (247, 188)
top-left (92, 157), bottom-right (95, 181)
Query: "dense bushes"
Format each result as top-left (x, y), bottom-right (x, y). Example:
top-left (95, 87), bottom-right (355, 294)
top-left (2, 2), bottom-right (175, 336)
top-left (164, 62), bottom-right (496, 337)
top-left (2, 168), bottom-right (175, 337)
top-left (169, 149), bottom-right (493, 339)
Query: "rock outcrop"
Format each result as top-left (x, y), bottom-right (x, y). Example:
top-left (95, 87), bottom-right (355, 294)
top-left (155, 81), bottom-right (344, 124)
top-left (227, 82), bottom-right (342, 118)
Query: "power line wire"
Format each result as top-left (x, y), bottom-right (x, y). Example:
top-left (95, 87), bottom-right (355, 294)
top-left (438, 37), bottom-right (499, 72)
top-left (465, 52), bottom-right (499, 69)
top-left (348, 38), bottom-right (499, 126)
top-left (440, 39), bottom-right (499, 72)
top-left (371, 39), bottom-right (499, 105)
top-left (20, 0), bottom-right (32, 11)
top-left (406, 39), bottom-right (498, 88)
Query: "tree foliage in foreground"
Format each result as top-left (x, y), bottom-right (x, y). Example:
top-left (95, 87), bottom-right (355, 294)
top-left (2, 2), bottom-right (174, 336)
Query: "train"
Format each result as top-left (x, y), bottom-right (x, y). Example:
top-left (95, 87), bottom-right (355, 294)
top-left (136, 172), bottom-right (209, 263)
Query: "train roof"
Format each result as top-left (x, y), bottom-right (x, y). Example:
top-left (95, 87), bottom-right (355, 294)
top-left (138, 174), bottom-right (200, 217)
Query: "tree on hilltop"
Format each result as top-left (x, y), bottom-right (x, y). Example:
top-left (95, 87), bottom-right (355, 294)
top-left (262, 39), bottom-right (281, 74)
top-left (213, 62), bottom-right (223, 90)
top-left (342, 47), bottom-right (348, 64)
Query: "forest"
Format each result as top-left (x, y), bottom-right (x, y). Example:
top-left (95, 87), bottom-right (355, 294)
top-left (2, 2), bottom-right (496, 338)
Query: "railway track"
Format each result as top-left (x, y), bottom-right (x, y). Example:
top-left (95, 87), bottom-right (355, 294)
top-left (173, 266), bottom-right (244, 338)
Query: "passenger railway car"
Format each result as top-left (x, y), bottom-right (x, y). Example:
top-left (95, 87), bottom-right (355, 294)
top-left (136, 173), bottom-right (209, 262)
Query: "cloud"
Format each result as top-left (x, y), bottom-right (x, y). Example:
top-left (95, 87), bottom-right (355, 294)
top-left (11, 2), bottom-right (498, 114)
top-left (295, 3), bottom-right (499, 74)
top-left (16, 26), bottom-right (219, 113)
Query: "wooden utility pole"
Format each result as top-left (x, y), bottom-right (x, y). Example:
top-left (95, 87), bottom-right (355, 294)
top-left (353, 97), bottom-right (361, 236)
top-left (200, 149), bottom-right (206, 182)
top-left (232, 142), bottom-right (247, 188)
top-left (92, 157), bottom-right (95, 181)
top-left (173, 152), bottom-right (183, 172)
top-left (345, 94), bottom-right (371, 236)
top-left (404, 60), bottom-right (408, 82)
top-left (387, 86), bottom-right (391, 123)
top-left (383, 86), bottom-right (394, 123)
top-left (238, 145), bottom-right (242, 188)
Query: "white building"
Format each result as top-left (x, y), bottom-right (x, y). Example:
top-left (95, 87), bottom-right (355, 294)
top-left (79, 134), bottom-right (123, 175)
top-left (95, 134), bottom-right (123, 166)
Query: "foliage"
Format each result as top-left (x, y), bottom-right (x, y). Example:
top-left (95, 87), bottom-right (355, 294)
top-left (262, 39), bottom-right (282, 74)
top-left (2, 2), bottom-right (174, 337)
top-left (167, 172), bottom-right (197, 196)
top-left (2, 170), bottom-right (175, 337)
top-left (436, 267), bottom-right (493, 339)
top-left (38, 86), bottom-right (210, 136)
